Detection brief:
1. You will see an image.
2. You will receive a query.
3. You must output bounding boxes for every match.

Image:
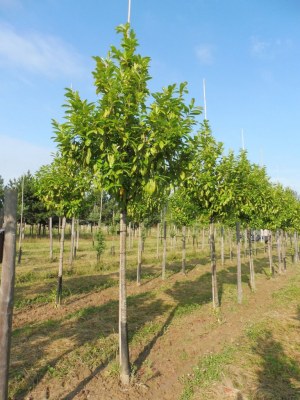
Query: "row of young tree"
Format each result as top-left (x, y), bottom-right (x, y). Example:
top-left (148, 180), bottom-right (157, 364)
top-left (2, 24), bottom-right (300, 385)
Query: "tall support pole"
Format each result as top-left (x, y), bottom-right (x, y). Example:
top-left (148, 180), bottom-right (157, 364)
top-left (203, 78), bottom-right (207, 120)
top-left (18, 175), bottom-right (24, 264)
top-left (127, 0), bottom-right (132, 24)
top-left (0, 189), bottom-right (17, 400)
top-left (119, 207), bottom-right (130, 384)
top-left (241, 128), bottom-right (245, 150)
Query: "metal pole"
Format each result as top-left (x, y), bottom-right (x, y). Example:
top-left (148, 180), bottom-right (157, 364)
top-left (18, 175), bottom-right (24, 263)
top-left (0, 189), bottom-right (17, 400)
top-left (203, 78), bottom-right (207, 119)
top-left (127, 0), bottom-right (132, 24)
top-left (241, 128), bottom-right (245, 150)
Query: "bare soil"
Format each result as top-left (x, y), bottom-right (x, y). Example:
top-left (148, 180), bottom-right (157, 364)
top-left (11, 257), bottom-right (297, 400)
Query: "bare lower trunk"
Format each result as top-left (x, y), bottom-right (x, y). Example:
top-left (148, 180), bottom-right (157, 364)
top-left (56, 216), bottom-right (66, 306)
top-left (137, 223), bottom-right (143, 285)
top-left (236, 222), bottom-right (242, 304)
top-left (210, 220), bottom-right (219, 308)
top-left (294, 232), bottom-right (299, 263)
top-left (220, 226), bottom-right (225, 266)
top-left (76, 219), bottom-right (79, 255)
top-left (277, 230), bottom-right (282, 274)
top-left (248, 228), bottom-right (256, 291)
top-left (282, 231), bottom-right (287, 272)
top-left (156, 223), bottom-right (160, 260)
top-left (268, 233), bottom-right (274, 276)
top-left (128, 222), bottom-right (132, 250)
top-left (69, 216), bottom-right (75, 267)
top-left (229, 229), bottom-right (233, 260)
top-left (49, 217), bottom-right (53, 261)
top-left (162, 221), bottom-right (167, 280)
top-left (119, 208), bottom-right (130, 385)
top-left (243, 229), bottom-right (247, 259)
top-left (182, 225), bottom-right (186, 274)
top-left (0, 189), bottom-right (17, 400)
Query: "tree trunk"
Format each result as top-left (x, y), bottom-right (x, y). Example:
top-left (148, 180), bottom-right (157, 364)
top-left (294, 232), bottom-right (299, 263)
top-left (0, 189), bottom-right (17, 400)
top-left (277, 230), bottom-right (282, 274)
top-left (119, 208), bottom-right (130, 385)
top-left (128, 222), bottom-right (132, 250)
top-left (17, 176), bottom-right (24, 265)
top-left (137, 222), bottom-right (143, 285)
top-left (162, 221), bottom-right (167, 280)
top-left (229, 229), bottom-right (233, 260)
top-left (282, 231), bottom-right (287, 272)
top-left (49, 217), bottom-right (53, 261)
top-left (69, 216), bottom-right (75, 267)
top-left (98, 190), bottom-right (103, 228)
top-left (248, 228), bottom-right (256, 291)
top-left (192, 226), bottom-right (196, 248)
top-left (156, 223), bottom-right (160, 260)
top-left (76, 218), bottom-right (79, 255)
top-left (220, 226), bottom-right (225, 266)
top-left (182, 225), bottom-right (186, 274)
top-left (268, 233), bottom-right (274, 276)
top-left (236, 222), bottom-right (242, 304)
top-left (56, 216), bottom-right (66, 306)
top-left (243, 229), bottom-right (247, 259)
top-left (210, 219), bottom-right (219, 308)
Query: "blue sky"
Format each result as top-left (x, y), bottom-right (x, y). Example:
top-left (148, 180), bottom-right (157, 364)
top-left (0, 0), bottom-right (299, 191)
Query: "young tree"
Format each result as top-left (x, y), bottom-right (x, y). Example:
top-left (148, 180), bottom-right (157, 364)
top-left (169, 188), bottom-right (198, 273)
top-left (221, 150), bottom-right (271, 301)
top-left (53, 24), bottom-right (200, 384)
top-left (128, 191), bottom-right (165, 285)
top-left (36, 155), bottom-right (89, 305)
top-left (184, 121), bottom-right (225, 309)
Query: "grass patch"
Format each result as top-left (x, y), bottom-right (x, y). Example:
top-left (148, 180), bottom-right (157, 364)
top-left (181, 283), bottom-right (300, 400)
top-left (272, 283), bottom-right (300, 304)
top-left (14, 276), bottom-right (117, 310)
top-left (180, 346), bottom-right (236, 400)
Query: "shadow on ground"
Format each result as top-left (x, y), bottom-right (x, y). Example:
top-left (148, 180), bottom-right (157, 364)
top-left (252, 330), bottom-right (300, 399)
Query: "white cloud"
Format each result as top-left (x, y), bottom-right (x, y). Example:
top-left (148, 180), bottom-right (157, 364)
top-left (0, 134), bottom-right (54, 184)
top-left (0, 23), bottom-right (85, 78)
top-left (250, 36), bottom-right (293, 60)
top-left (251, 37), bottom-right (270, 57)
top-left (195, 44), bottom-right (214, 65)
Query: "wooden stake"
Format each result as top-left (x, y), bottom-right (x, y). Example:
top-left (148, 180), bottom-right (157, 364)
top-left (0, 189), bottom-right (17, 400)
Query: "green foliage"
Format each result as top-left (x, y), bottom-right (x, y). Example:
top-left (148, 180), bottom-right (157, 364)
top-left (53, 24), bottom-right (201, 210)
top-left (95, 229), bottom-right (106, 261)
top-left (183, 121), bottom-right (225, 221)
top-left (220, 150), bottom-right (271, 227)
top-left (169, 188), bottom-right (198, 227)
top-left (8, 171), bottom-right (49, 225)
top-left (263, 184), bottom-right (300, 232)
top-left (36, 155), bottom-right (91, 218)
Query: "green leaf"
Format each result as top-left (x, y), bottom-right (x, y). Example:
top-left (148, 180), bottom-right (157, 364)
top-left (107, 154), bottom-right (115, 167)
top-left (86, 148), bottom-right (91, 165)
top-left (144, 179), bottom-right (156, 195)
